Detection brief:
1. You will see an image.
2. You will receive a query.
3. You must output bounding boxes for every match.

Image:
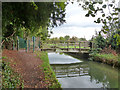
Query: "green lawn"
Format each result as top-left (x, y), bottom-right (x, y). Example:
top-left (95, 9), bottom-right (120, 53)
top-left (59, 46), bottom-right (90, 49)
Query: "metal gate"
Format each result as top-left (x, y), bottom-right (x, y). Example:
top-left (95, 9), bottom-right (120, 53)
top-left (18, 37), bottom-right (27, 49)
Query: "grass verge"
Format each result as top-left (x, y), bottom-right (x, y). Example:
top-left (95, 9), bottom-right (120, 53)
top-left (2, 57), bottom-right (24, 88)
top-left (35, 51), bottom-right (61, 88)
top-left (95, 53), bottom-right (119, 61)
top-left (91, 53), bottom-right (120, 68)
top-left (59, 46), bottom-right (90, 49)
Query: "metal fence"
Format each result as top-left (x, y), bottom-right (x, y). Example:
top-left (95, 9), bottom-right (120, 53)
top-left (11, 37), bottom-right (95, 52)
top-left (15, 36), bottom-right (41, 52)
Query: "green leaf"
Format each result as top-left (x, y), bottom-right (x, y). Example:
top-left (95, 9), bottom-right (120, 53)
top-left (93, 2), bottom-right (97, 4)
top-left (102, 4), bottom-right (107, 8)
top-left (89, 4), bottom-right (95, 11)
top-left (112, 13), bottom-right (118, 15)
top-left (107, 16), bottom-right (112, 21)
top-left (85, 1), bottom-right (89, 5)
top-left (113, 17), bottom-right (118, 21)
top-left (109, 4), bottom-right (113, 7)
top-left (102, 30), bottom-right (107, 34)
top-left (98, 2), bottom-right (103, 4)
top-left (88, 10), bottom-right (93, 14)
top-left (102, 14), bottom-right (105, 17)
top-left (91, 14), bottom-right (95, 17)
top-left (105, 29), bottom-right (109, 31)
top-left (85, 14), bottom-right (89, 17)
top-left (97, 18), bottom-right (101, 23)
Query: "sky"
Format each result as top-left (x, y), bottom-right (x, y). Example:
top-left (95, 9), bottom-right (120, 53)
top-left (49, 1), bottom-right (119, 40)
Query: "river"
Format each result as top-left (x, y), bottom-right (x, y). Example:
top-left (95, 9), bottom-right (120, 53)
top-left (48, 52), bottom-right (119, 88)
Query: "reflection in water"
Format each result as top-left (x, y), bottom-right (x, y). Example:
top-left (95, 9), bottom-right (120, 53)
top-left (48, 52), bottom-right (119, 88)
top-left (48, 52), bottom-right (82, 64)
top-left (51, 63), bottom-right (89, 78)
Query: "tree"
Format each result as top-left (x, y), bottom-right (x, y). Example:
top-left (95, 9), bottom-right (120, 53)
top-left (2, 2), bottom-right (66, 49)
top-left (107, 30), bottom-right (120, 50)
top-left (94, 33), bottom-right (106, 49)
top-left (77, 0), bottom-right (120, 53)
top-left (79, 38), bottom-right (87, 41)
top-left (64, 35), bottom-right (70, 41)
top-left (69, 36), bottom-right (78, 43)
top-left (59, 36), bottom-right (65, 43)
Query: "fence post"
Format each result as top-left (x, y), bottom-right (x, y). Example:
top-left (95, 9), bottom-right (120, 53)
top-left (75, 42), bottom-right (76, 49)
top-left (84, 41), bottom-right (85, 48)
top-left (25, 38), bottom-right (27, 52)
top-left (17, 36), bottom-right (19, 51)
top-left (28, 40), bottom-right (30, 51)
top-left (38, 38), bottom-right (40, 49)
top-left (79, 42), bottom-right (81, 52)
top-left (67, 42), bottom-right (69, 51)
top-left (32, 36), bottom-right (35, 52)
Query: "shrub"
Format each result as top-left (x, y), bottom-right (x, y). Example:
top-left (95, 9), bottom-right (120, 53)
top-left (2, 60), bottom-right (24, 88)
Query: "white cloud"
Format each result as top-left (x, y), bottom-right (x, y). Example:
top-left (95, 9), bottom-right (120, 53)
top-left (49, 1), bottom-right (102, 40)
top-left (51, 26), bottom-right (101, 40)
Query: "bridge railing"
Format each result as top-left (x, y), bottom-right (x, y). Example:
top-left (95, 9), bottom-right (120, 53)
top-left (41, 40), bottom-right (91, 49)
top-left (13, 37), bottom-right (95, 52)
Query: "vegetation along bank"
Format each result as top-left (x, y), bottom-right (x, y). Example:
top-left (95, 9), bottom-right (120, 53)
top-left (2, 50), bottom-right (61, 88)
top-left (2, 57), bottom-right (24, 88)
top-left (35, 51), bottom-right (61, 88)
top-left (89, 48), bottom-right (120, 68)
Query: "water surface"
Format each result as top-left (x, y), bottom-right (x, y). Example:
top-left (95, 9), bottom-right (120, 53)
top-left (48, 52), bottom-right (82, 64)
top-left (48, 52), bottom-right (119, 88)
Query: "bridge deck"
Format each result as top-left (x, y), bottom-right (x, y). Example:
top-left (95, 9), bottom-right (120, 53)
top-left (41, 48), bottom-right (90, 51)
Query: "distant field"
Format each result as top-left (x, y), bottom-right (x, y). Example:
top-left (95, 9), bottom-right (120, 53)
top-left (42, 43), bottom-right (90, 49)
top-left (59, 46), bottom-right (82, 48)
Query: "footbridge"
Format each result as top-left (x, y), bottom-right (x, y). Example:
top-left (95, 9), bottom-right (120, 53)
top-left (41, 40), bottom-right (94, 53)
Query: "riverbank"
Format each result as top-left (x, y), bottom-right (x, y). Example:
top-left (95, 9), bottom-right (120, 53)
top-left (90, 53), bottom-right (120, 68)
top-left (35, 51), bottom-right (61, 88)
top-left (47, 52), bottom-right (119, 88)
top-left (2, 49), bottom-right (61, 88)
top-left (64, 51), bottom-right (120, 68)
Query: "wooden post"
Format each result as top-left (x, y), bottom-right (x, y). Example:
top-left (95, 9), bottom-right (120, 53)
top-left (75, 42), bottom-right (76, 49)
top-left (17, 36), bottom-right (19, 51)
top-left (54, 41), bottom-right (56, 51)
top-left (28, 40), bottom-right (30, 51)
top-left (32, 36), bottom-right (35, 52)
top-left (67, 42), bottom-right (69, 51)
top-left (38, 38), bottom-right (40, 49)
top-left (84, 41), bottom-right (85, 48)
top-left (25, 39), bottom-right (27, 52)
top-left (79, 42), bottom-right (81, 52)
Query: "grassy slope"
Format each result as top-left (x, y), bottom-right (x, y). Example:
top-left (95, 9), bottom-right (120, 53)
top-left (35, 51), bottom-right (61, 88)
top-left (92, 53), bottom-right (120, 67)
top-left (95, 53), bottom-right (119, 61)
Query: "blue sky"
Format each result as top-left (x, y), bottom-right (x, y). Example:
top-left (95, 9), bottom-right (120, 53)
top-left (50, 1), bottom-right (119, 40)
